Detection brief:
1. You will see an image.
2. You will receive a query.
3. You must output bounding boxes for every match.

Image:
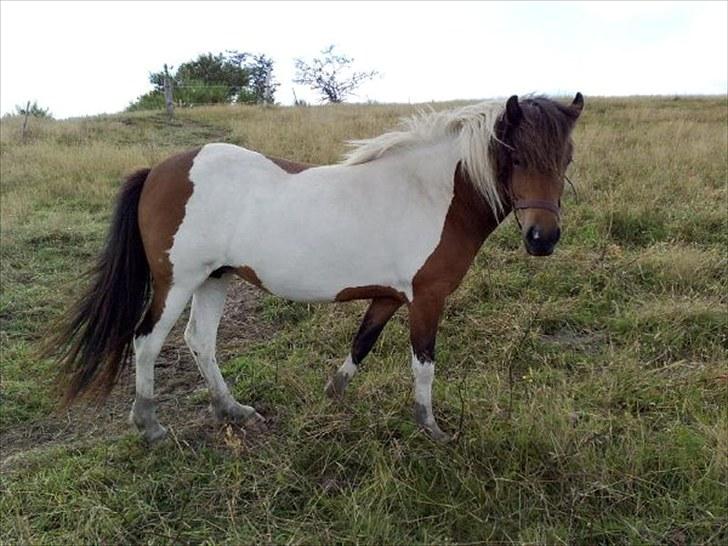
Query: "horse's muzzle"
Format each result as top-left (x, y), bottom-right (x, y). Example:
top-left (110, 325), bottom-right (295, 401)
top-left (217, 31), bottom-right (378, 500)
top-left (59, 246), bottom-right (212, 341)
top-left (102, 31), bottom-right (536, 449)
top-left (524, 226), bottom-right (560, 256)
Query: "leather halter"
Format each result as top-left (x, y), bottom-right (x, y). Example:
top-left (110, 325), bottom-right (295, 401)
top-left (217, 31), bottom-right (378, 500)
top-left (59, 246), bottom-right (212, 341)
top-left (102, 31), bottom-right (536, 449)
top-left (512, 199), bottom-right (561, 218)
top-left (510, 198), bottom-right (561, 233)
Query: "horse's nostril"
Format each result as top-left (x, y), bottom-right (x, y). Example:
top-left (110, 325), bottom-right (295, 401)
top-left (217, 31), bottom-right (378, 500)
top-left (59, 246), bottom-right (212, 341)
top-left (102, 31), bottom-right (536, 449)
top-left (526, 226), bottom-right (541, 244)
top-left (526, 226), bottom-right (559, 246)
top-left (525, 225), bottom-right (560, 256)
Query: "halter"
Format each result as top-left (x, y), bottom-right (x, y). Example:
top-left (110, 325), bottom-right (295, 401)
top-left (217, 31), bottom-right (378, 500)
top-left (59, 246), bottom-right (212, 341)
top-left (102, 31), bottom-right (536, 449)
top-left (512, 199), bottom-right (561, 217)
top-left (507, 174), bottom-right (577, 228)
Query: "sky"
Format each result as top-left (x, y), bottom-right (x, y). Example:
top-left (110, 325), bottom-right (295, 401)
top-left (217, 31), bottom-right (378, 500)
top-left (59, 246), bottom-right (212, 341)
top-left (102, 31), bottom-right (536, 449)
top-left (1, 1), bottom-right (726, 119)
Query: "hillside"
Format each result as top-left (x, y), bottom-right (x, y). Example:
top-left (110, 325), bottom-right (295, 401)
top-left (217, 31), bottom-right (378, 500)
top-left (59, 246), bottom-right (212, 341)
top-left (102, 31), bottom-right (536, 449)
top-left (1, 97), bottom-right (726, 544)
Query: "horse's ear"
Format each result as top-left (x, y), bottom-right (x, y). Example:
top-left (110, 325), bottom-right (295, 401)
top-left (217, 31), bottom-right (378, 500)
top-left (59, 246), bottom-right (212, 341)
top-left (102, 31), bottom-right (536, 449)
top-left (505, 95), bottom-right (522, 125)
top-left (568, 92), bottom-right (584, 120)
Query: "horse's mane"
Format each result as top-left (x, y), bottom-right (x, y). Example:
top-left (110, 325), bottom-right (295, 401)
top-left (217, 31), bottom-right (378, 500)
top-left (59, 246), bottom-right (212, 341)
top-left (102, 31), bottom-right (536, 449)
top-left (343, 101), bottom-right (505, 215)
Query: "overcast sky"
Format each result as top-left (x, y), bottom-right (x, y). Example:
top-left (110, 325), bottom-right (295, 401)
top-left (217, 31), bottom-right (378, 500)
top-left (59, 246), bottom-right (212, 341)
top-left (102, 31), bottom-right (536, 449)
top-left (1, 1), bottom-right (726, 119)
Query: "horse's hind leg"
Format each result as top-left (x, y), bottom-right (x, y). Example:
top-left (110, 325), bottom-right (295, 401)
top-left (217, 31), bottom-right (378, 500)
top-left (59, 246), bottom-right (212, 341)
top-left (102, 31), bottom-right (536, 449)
top-left (131, 280), bottom-right (196, 443)
top-left (325, 297), bottom-right (402, 398)
top-left (184, 275), bottom-right (264, 427)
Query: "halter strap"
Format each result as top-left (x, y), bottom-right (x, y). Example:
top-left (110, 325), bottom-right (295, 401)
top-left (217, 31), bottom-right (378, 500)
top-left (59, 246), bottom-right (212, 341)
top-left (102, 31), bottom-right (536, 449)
top-left (513, 199), bottom-right (561, 217)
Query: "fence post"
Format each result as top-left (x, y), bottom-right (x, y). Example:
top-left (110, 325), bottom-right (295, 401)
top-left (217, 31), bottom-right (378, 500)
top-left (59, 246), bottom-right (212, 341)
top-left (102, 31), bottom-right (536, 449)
top-left (21, 100), bottom-right (30, 140)
top-left (163, 64), bottom-right (174, 118)
top-left (263, 71), bottom-right (273, 104)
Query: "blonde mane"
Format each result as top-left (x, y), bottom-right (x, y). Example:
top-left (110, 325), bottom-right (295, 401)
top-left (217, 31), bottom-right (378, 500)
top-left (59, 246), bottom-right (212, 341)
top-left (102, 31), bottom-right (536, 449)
top-left (343, 100), bottom-right (506, 215)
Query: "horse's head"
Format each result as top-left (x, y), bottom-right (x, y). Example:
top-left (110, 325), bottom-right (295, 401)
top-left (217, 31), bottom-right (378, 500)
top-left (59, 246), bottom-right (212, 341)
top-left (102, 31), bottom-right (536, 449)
top-left (496, 93), bottom-right (584, 256)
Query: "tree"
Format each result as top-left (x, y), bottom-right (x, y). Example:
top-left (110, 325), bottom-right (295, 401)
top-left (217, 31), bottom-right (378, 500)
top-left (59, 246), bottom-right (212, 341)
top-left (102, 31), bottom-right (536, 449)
top-left (150, 51), bottom-right (250, 103)
top-left (14, 100), bottom-right (52, 119)
top-left (127, 51), bottom-right (279, 111)
top-left (247, 54), bottom-right (279, 104)
top-left (294, 45), bottom-right (378, 103)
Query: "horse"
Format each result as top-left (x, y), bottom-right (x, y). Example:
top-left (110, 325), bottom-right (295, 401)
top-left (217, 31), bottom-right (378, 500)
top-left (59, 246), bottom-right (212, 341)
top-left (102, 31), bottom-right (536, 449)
top-left (48, 93), bottom-right (584, 443)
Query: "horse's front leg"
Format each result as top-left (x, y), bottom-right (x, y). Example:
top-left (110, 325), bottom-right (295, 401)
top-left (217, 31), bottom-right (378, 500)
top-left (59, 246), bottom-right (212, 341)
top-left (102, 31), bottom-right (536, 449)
top-left (408, 292), bottom-right (450, 442)
top-left (325, 297), bottom-right (402, 398)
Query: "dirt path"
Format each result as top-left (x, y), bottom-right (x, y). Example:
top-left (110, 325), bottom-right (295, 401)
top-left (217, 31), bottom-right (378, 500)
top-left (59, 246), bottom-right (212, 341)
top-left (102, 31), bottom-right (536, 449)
top-left (1, 282), bottom-right (274, 468)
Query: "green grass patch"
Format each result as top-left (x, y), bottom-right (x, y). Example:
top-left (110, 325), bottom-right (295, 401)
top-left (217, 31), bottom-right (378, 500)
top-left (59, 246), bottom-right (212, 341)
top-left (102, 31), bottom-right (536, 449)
top-left (1, 97), bottom-right (727, 544)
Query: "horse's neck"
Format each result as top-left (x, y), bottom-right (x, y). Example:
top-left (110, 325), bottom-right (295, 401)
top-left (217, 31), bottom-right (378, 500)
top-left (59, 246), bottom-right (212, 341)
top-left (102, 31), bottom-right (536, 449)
top-left (452, 164), bottom-right (511, 250)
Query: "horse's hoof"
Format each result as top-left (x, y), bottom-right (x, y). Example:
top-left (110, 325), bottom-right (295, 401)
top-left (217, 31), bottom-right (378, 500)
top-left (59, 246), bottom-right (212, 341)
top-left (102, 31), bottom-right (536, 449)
top-left (243, 410), bottom-right (267, 433)
top-left (426, 426), bottom-right (451, 443)
top-left (214, 400), bottom-right (266, 430)
top-left (142, 423), bottom-right (168, 444)
top-left (324, 372), bottom-right (348, 399)
top-left (129, 398), bottom-right (167, 444)
top-left (414, 403), bottom-right (451, 443)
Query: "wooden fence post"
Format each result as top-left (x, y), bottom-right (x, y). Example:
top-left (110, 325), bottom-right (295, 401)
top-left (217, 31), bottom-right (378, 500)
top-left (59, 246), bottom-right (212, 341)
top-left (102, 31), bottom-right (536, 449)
top-left (163, 64), bottom-right (174, 118)
top-left (263, 71), bottom-right (273, 104)
top-left (21, 100), bottom-right (30, 140)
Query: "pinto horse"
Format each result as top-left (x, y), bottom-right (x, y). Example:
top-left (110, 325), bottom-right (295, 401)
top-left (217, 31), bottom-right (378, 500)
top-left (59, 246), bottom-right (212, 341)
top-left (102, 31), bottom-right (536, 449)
top-left (50, 93), bottom-right (584, 442)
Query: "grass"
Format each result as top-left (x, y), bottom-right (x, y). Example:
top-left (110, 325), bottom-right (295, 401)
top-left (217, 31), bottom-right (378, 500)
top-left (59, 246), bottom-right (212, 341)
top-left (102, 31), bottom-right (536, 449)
top-left (1, 96), bottom-right (727, 544)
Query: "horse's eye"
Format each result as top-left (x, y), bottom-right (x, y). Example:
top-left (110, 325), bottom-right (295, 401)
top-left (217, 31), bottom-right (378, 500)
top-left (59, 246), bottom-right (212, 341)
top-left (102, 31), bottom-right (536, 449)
top-left (512, 157), bottom-right (522, 167)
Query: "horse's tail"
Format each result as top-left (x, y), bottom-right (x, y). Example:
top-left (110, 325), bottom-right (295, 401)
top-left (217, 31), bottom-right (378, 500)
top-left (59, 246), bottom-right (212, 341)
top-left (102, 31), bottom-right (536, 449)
top-left (47, 168), bottom-right (152, 405)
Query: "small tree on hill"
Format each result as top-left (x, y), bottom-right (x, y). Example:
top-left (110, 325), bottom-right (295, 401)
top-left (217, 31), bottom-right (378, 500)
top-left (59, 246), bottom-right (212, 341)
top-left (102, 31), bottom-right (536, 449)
top-left (294, 45), bottom-right (378, 103)
top-left (15, 101), bottom-right (53, 119)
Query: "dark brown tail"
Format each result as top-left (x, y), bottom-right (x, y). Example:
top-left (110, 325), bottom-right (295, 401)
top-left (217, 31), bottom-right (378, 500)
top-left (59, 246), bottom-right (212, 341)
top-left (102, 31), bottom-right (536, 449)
top-left (48, 168), bottom-right (152, 404)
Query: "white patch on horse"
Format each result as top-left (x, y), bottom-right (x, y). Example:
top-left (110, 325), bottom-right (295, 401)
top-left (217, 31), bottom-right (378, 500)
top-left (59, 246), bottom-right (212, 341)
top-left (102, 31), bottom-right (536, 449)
top-left (339, 354), bottom-right (357, 379)
top-left (411, 350), bottom-right (449, 442)
top-left (324, 353), bottom-right (358, 398)
top-left (411, 353), bottom-right (435, 420)
top-left (169, 138), bottom-right (459, 303)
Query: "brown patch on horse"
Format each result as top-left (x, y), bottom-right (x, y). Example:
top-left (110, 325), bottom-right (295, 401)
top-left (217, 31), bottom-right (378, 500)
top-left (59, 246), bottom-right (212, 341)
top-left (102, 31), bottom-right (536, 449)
top-left (412, 163), bottom-right (507, 300)
top-left (266, 155), bottom-right (315, 174)
top-left (235, 266), bottom-right (267, 290)
top-left (210, 265), bottom-right (268, 291)
top-left (405, 162), bottom-right (509, 365)
top-left (136, 147), bottom-right (200, 334)
top-left (335, 285), bottom-right (408, 303)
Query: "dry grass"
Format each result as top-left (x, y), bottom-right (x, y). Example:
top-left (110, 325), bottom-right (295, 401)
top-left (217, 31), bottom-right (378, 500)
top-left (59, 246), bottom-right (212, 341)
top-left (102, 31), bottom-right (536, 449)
top-left (0, 96), bottom-right (726, 544)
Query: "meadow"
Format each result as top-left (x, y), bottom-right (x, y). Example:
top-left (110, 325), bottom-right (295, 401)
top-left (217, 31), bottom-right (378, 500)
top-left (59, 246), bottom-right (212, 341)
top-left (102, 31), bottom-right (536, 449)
top-left (0, 96), bottom-right (726, 545)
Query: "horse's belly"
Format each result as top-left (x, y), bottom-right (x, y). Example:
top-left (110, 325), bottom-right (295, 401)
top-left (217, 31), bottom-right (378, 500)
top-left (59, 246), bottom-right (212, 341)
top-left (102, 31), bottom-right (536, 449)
top-left (228, 222), bottom-right (419, 303)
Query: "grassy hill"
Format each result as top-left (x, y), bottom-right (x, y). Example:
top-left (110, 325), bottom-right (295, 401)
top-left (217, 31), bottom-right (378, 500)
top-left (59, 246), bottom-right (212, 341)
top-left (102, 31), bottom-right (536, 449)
top-left (1, 97), bottom-right (726, 544)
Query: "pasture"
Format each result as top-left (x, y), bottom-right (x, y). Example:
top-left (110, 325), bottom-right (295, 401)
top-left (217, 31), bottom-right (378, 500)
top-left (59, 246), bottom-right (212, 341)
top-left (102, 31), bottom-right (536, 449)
top-left (1, 96), bottom-right (726, 544)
